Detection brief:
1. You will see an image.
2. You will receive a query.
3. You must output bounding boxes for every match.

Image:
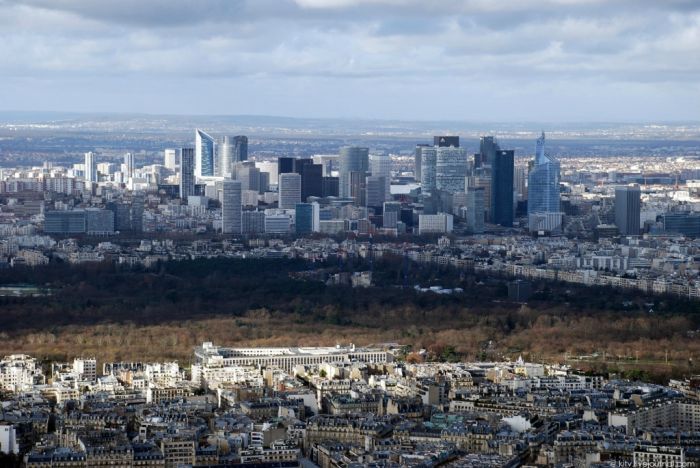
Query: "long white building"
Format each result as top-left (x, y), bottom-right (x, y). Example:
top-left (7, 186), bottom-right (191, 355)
top-left (194, 342), bottom-right (391, 372)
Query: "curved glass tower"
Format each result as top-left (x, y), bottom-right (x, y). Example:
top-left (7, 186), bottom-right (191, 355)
top-left (527, 132), bottom-right (561, 232)
top-left (195, 129), bottom-right (216, 178)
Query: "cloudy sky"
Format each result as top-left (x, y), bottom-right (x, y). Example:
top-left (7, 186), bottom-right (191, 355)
top-left (1, 0), bottom-right (699, 122)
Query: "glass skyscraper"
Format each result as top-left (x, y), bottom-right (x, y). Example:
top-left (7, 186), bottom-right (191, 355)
top-left (527, 132), bottom-right (562, 233)
top-left (339, 146), bottom-right (369, 198)
top-left (491, 149), bottom-right (514, 227)
top-left (195, 129), bottom-right (216, 178)
top-left (436, 146), bottom-right (468, 194)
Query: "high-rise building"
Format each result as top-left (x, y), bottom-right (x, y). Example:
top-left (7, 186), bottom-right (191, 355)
top-left (220, 136), bottom-right (234, 177)
top-left (436, 146), bottom-right (468, 194)
top-left (84, 152), bottom-right (96, 183)
top-left (164, 149), bottom-right (179, 170)
top-left (235, 163), bottom-right (261, 192)
top-left (434, 136), bottom-right (460, 148)
top-left (365, 176), bottom-right (386, 209)
top-left (195, 129), bottom-right (216, 178)
top-left (415, 144), bottom-right (430, 181)
top-left (180, 148), bottom-right (195, 199)
top-left (233, 136), bottom-right (248, 162)
top-left (278, 173), bottom-right (302, 209)
top-left (383, 201), bottom-right (401, 229)
top-left (349, 171), bottom-right (367, 206)
top-left (278, 157), bottom-right (295, 175)
top-left (477, 136), bottom-right (498, 167)
top-left (528, 132), bottom-right (562, 233)
top-left (297, 160), bottom-right (322, 201)
top-left (322, 177), bottom-right (339, 197)
top-left (295, 202), bottom-right (320, 234)
top-left (491, 150), bottom-right (514, 227)
top-left (465, 188), bottom-right (485, 233)
top-left (615, 184), bottom-right (641, 236)
top-left (242, 211), bottom-right (265, 234)
top-left (124, 153), bottom-right (134, 180)
top-left (339, 146), bottom-right (369, 198)
top-left (369, 154), bottom-right (391, 201)
top-left (420, 147), bottom-right (437, 195)
top-left (221, 180), bottom-right (242, 234)
top-left (418, 213), bottom-right (454, 235)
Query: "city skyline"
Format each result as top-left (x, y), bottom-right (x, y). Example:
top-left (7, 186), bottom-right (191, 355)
top-left (0, 1), bottom-right (698, 122)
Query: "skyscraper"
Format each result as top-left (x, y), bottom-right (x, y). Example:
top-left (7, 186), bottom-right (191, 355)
top-left (420, 147), bottom-right (437, 195)
top-left (322, 177), bottom-right (339, 197)
top-left (300, 163), bottom-right (322, 201)
top-left (615, 184), bottom-right (641, 235)
top-left (233, 136), bottom-right (248, 162)
top-left (491, 149), bottom-right (514, 227)
top-left (383, 201), bottom-right (401, 229)
top-left (527, 132), bottom-right (562, 233)
top-left (221, 180), bottom-right (242, 234)
top-left (466, 188), bottom-right (485, 233)
top-left (278, 173), bottom-right (302, 209)
top-left (369, 153), bottom-right (391, 201)
top-left (436, 146), bottom-right (468, 194)
top-left (477, 136), bottom-right (498, 167)
top-left (339, 146), bottom-right (369, 198)
top-left (180, 148), bottom-right (195, 199)
top-left (415, 144), bottom-right (430, 181)
top-left (124, 153), bottom-right (134, 180)
top-left (195, 129), bottom-right (216, 178)
top-left (365, 176), bottom-right (386, 209)
top-left (278, 157), bottom-right (295, 175)
top-left (164, 149), bottom-right (179, 170)
top-left (220, 136), bottom-right (234, 177)
top-left (295, 202), bottom-right (320, 234)
top-left (434, 136), bottom-right (460, 148)
top-left (84, 152), bottom-right (96, 183)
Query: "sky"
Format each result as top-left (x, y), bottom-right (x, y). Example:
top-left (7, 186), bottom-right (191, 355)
top-left (1, 0), bottom-right (699, 122)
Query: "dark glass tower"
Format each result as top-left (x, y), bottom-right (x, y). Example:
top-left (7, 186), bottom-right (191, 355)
top-left (491, 149), bottom-right (514, 227)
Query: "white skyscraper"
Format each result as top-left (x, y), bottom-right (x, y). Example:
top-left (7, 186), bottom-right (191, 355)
top-left (164, 149), bottom-right (179, 170)
top-left (221, 180), bottom-right (242, 234)
top-left (124, 153), bottom-right (134, 180)
top-left (278, 173), bottom-right (302, 209)
top-left (436, 146), bottom-right (468, 194)
top-left (195, 129), bottom-right (216, 178)
top-left (84, 151), bottom-right (96, 183)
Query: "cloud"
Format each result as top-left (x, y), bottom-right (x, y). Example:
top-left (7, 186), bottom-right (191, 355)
top-left (0, 0), bottom-right (698, 120)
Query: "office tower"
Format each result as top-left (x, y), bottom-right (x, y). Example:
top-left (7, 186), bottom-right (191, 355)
top-left (415, 144), bottom-right (430, 181)
top-left (84, 152), bottom-right (96, 183)
top-left (265, 213), bottom-right (291, 233)
top-left (258, 172), bottom-right (270, 194)
top-left (180, 148), bottom-right (195, 199)
top-left (235, 163), bottom-right (260, 192)
top-left (256, 161), bottom-right (278, 185)
top-left (322, 176), bottom-right (339, 197)
top-left (131, 193), bottom-right (144, 232)
top-left (220, 136), bottom-right (234, 177)
top-left (278, 157), bottom-right (295, 175)
top-left (491, 149), bottom-right (514, 227)
top-left (349, 171), bottom-right (367, 206)
top-left (477, 136), bottom-right (498, 167)
top-left (452, 192), bottom-right (468, 216)
top-left (369, 153), bottom-right (391, 201)
top-left (383, 201), bottom-right (401, 229)
top-left (418, 213), bottom-right (454, 235)
top-left (515, 165), bottom-right (528, 201)
top-left (296, 202), bottom-right (320, 234)
top-left (233, 136), bottom-right (248, 162)
top-left (164, 148), bottom-right (179, 170)
top-left (339, 146), bottom-right (369, 198)
top-left (436, 146), bottom-right (468, 194)
top-left (278, 173), bottom-right (301, 209)
top-left (528, 132), bottom-right (562, 233)
top-left (85, 208), bottom-right (115, 235)
top-left (221, 180), bottom-right (242, 234)
top-left (466, 188), bottom-right (485, 233)
top-left (420, 147), bottom-right (437, 194)
top-left (195, 129), bottom-right (216, 178)
top-left (365, 176), bottom-right (386, 209)
top-left (434, 136), bottom-right (460, 148)
top-left (124, 153), bottom-right (134, 180)
top-left (615, 184), bottom-right (641, 235)
top-left (44, 210), bottom-right (87, 234)
top-left (302, 164), bottom-right (322, 201)
top-left (242, 211), bottom-right (266, 234)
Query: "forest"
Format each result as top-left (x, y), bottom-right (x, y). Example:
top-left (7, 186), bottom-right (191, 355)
top-left (0, 256), bottom-right (698, 382)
